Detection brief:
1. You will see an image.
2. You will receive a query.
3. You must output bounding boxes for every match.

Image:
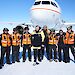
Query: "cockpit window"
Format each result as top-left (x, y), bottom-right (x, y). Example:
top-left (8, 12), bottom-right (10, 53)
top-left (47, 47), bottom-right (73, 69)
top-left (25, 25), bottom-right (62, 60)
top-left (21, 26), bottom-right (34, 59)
top-left (42, 1), bottom-right (50, 5)
top-left (34, 1), bottom-right (41, 5)
top-left (51, 1), bottom-right (58, 8)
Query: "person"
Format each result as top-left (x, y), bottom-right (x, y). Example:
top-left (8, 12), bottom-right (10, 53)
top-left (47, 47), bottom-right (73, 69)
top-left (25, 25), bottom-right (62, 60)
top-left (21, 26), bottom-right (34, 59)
top-left (11, 28), bottom-right (20, 63)
top-left (64, 26), bottom-right (75, 63)
top-left (1, 28), bottom-right (11, 66)
top-left (0, 35), bottom-right (2, 69)
top-left (21, 26), bottom-right (32, 62)
top-left (42, 25), bottom-right (50, 60)
top-left (0, 48), bottom-right (2, 69)
top-left (48, 29), bottom-right (58, 62)
top-left (56, 30), bottom-right (66, 62)
top-left (31, 25), bottom-right (45, 65)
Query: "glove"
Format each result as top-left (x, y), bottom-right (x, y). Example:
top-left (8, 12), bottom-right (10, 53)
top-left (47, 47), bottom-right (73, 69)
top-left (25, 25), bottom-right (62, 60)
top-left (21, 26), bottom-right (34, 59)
top-left (42, 44), bottom-right (44, 47)
top-left (41, 42), bottom-right (44, 47)
top-left (29, 45), bottom-right (32, 47)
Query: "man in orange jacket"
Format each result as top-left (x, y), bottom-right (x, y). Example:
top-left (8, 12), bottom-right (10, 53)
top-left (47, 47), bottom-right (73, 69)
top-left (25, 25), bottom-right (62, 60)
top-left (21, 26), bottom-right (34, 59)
top-left (1, 28), bottom-right (11, 66)
top-left (64, 26), bottom-right (75, 63)
top-left (48, 29), bottom-right (58, 62)
top-left (21, 26), bottom-right (31, 62)
top-left (11, 28), bottom-right (20, 63)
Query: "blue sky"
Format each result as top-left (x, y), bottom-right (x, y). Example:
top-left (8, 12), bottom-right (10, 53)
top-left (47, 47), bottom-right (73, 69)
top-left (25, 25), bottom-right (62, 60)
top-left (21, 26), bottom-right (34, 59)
top-left (0, 0), bottom-right (75, 23)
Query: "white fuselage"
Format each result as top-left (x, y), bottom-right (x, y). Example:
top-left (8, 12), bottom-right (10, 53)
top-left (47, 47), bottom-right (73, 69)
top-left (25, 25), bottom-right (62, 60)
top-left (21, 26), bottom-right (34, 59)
top-left (30, 0), bottom-right (61, 28)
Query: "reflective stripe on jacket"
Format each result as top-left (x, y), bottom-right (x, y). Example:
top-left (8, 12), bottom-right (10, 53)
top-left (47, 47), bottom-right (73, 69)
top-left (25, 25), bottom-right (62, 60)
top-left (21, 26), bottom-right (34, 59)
top-left (11, 33), bottom-right (20, 46)
top-left (48, 34), bottom-right (58, 45)
top-left (22, 33), bottom-right (31, 45)
top-left (1, 34), bottom-right (11, 47)
top-left (64, 31), bottom-right (74, 44)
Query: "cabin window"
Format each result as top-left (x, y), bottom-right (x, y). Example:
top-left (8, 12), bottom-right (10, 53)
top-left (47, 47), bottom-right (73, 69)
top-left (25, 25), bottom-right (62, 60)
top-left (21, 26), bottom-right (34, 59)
top-left (34, 1), bottom-right (41, 5)
top-left (42, 1), bottom-right (50, 5)
top-left (51, 1), bottom-right (58, 8)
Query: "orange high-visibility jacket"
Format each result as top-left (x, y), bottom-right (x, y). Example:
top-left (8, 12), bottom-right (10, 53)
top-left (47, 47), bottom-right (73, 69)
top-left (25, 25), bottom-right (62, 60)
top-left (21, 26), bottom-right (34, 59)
top-left (1, 34), bottom-right (11, 47)
top-left (48, 34), bottom-right (58, 45)
top-left (11, 33), bottom-right (20, 46)
top-left (64, 31), bottom-right (75, 44)
top-left (22, 33), bottom-right (31, 45)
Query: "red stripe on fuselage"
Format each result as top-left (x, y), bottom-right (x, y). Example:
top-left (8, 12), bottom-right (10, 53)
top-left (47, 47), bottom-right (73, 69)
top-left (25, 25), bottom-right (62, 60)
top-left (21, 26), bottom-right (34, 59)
top-left (32, 8), bottom-right (61, 14)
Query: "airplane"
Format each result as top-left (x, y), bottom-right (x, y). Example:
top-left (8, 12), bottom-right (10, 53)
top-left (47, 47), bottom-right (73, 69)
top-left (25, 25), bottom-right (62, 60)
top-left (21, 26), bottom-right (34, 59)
top-left (30, 0), bottom-right (75, 30)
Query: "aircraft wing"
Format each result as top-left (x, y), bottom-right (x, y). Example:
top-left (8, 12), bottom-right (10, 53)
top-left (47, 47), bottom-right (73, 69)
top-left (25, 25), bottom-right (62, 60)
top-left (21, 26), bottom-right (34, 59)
top-left (63, 23), bottom-right (75, 26)
top-left (0, 22), bottom-right (25, 24)
top-left (52, 22), bottom-right (75, 31)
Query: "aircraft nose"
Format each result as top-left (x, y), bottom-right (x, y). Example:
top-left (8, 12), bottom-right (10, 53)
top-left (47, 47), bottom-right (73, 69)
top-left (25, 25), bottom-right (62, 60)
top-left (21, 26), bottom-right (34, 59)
top-left (30, 7), bottom-right (61, 28)
top-left (31, 8), bottom-right (50, 21)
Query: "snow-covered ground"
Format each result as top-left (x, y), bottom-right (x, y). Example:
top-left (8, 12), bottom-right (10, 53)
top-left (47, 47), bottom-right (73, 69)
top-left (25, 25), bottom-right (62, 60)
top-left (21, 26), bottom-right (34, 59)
top-left (0, 47), bottom-right (75, 75)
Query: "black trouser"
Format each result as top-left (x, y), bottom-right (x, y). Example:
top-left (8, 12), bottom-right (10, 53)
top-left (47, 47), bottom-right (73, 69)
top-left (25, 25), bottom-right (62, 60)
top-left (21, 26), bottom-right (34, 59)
top-left (23, 44), bottom-right (31, 61)
top-left (48, 44), bottom-right (57, 60)
top-left (44, 38), bottom-right (49, 60)
top-left (1, 46), bottom-right (11, 65)
top-left (0, 59), bottom-right (2, 69)
top-left (0, 59), bottom-right (1, 65)
top-left (12, 45), bottom-right (20, 62)
top-left (63, 44), bottom-right (71, 62)
top-left (58, 44), bottom-right (66, 62)
top-left (69, 44), bottom-right (75, 60)
top-left (45, 44), bottom-right (49, 60)
top-left (65, 44), bottom-right (75, 61)
top-left (33, 49), bottom-right (42, 62)
top-left (0, 49), bottom-right (2, 68)
top-left (41, 47), bottom-right (44, 60)
top-left (0, 51), bottom-right (1, 65)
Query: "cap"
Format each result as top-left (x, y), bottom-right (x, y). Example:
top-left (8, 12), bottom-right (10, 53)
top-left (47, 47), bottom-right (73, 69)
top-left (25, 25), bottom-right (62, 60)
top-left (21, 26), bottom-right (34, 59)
top-left (3, 28), bottom-right (9, 31)
top-left (24, 26), bottom-right (29, 30)
top-left (13, 28), bottom-right (16, 31)
top-left (59, 29), bottom-right (63, 32)
top-left (36, 25), bottom-right (41, 30)
top-left (67, 26), bottom-right (72, 30)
